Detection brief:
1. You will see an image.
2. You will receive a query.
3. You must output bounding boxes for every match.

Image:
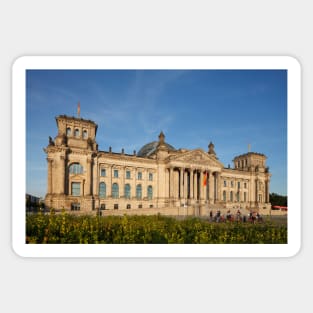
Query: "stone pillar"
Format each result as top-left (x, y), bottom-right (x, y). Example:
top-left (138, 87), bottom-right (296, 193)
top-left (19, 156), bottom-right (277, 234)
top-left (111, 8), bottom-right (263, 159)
top-left (209, 171), bottom-right (214, 202)
top-left (170, 167), bottom-right (174, 199)
top-left (266, 180), bottom-right (270, 203)
top-left (108, 165), bottom-right (112, 198)
top-left (190, 168), bottom-right (194, 199)
top-left (131, 167), bottom-right (136, 199)
top-left (184, 170), bottom-right (188, 201)
top-left (121, 166), bottom-right (125, 198)
top-left (85, 158), bottom-right (92, 196)
top-left (216, 172), bottom-right (221, 201)
top-left (255, 179), bottom-right (259, 203)
top-left (47, 158), bottom-right (53, 194)
top-left (59, 155), bottom-right (65, 194)
top-left (180, 168), bottom-right (184, 199)
top-left (199, 170), bottom-right (204, 200)
top-left (194, 170), bottom-right (198, 200)
top-left (142, 169), bottom-right (147, 199)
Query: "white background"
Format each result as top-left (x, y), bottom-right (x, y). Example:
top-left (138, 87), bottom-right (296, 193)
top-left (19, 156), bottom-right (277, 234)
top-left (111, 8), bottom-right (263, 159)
top-left (1, 1), bottom-right (310, 312)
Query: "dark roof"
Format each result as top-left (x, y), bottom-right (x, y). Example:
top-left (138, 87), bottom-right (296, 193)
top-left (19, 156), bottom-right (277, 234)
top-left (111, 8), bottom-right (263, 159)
top-left (137, 141), bottom-right (176, 157)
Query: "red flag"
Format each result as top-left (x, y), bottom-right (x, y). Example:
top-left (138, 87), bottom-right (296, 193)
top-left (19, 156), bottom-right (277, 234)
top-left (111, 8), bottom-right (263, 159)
top-left (77, 101), bottom-right (81, 117)
top-left (203, 171), bottom-right (207, 186)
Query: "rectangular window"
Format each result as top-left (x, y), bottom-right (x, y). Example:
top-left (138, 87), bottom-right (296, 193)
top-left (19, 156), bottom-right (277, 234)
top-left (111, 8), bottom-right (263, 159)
top-left (126, 170), bottom-right (131, 179)
top-left (244, 182), bottom-right (247, 189)
top-left (149, 173), bottom-right (153, 181)
top-left (71, 182), bottom-right (81, 196)
top-left (100, 169), bottom-right (106, 177)
top-left (223, 180), bottom-right (227, 187)
top-left (137, 172), bottom-right (142, 180)
top-left (114, 169), bottom-right (118, 178)
top-left (149, 204), bottom-right (153, 208)
top-left (126, 204), bottom-right (131, 209)
top-left (114, 204), bottom-right (118, 210)
top-left (138, 204), bottom-right (142, 209)
top-left (71, 203), bottom-right (80, 211)
top-left (237, 182), bottom-right (240, 189)
top-left (231, 181), bottom-right (234, 187)
top-left (100, 204), bottom-right (106, 210)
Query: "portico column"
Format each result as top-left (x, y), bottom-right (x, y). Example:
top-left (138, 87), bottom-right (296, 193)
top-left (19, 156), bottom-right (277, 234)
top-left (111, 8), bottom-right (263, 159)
top-left (180, 168), bottom-right (184, 199)
top-left (209, 171), bottom-right (214, 202)
top-left (184, 170), bottom-right (188, 201)
top-left (190, 168), bottom-right (194, 199)
top-left (199, 170), bottom-right (204, 200)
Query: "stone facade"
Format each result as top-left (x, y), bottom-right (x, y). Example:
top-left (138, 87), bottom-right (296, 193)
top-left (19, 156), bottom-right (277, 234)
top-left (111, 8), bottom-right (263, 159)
top-left (44, 115), bottom-right (272, 215)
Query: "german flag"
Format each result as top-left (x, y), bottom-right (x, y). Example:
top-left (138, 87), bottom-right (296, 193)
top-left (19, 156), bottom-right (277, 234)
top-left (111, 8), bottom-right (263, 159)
top-left (203, 171), bottom-right (207, 186)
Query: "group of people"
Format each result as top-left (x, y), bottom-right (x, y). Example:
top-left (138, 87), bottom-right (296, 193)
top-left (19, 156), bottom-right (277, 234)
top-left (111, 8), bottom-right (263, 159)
top-left (209, 209), bottom-right (263, 223)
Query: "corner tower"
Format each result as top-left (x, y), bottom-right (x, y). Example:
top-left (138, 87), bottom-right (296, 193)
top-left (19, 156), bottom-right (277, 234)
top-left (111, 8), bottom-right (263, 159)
top-left (44, 115), bottom-right (98, 212)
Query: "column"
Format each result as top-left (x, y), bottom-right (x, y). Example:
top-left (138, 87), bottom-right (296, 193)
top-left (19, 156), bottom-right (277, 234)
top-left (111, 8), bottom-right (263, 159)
top-left (142, 169), bottom-right (147, 199)
top-left (121, 166), bottom-right (125, 198)
top-left (184, 170), bottom-right (188, 200)
top-left (59, 155), bottom-right (65, 194)
top-left (209, 171), bottom-right (214, 202)
top-left (131, 167), bottom-right (136, 199)
top-left (180, 168), bottom-right (184, 199)
top-left (215, 172), bottom-right (221, 201)
top-left (170, 167), bottom-right (174, 199)
top-left (199, 170), bottom-right (204, 200)
top-left (194, 170), bottom-right (198, 200)
top-left (47, 158), bottom-right (53, 194)
top-left (108, 165), bottom-right (112, 198)
top-left (85, 158), bottom-right (92, 196)
top-left (255, 179), bottom-right (259, 203)
top-left (190, 168), bottom-right (194, 199)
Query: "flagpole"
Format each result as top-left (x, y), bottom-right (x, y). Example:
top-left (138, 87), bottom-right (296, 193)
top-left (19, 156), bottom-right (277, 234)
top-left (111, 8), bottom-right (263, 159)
top-left (77, 101), bottom-right (81, 118)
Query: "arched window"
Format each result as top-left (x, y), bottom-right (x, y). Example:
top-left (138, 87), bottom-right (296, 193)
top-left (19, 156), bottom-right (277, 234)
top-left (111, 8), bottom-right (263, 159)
top-left (99, 182), bottom-right (106, 198)
top-left (223, 190), bottom-right (226, 201)
top-left (74, 128), bottom-right (80, 137)
top-left (147, 185), bottom-right (153, 200)
top-left (124, 184), bottom-right (131, 199)
top-left (83, 130), bottom-right (88, 139)
top-left (136, 184), bottom-right (142, 199)
top-left (66, 127), bottom-right (71, 136)
top-left (230, 191), bottom-right (233, 202)
top-left (69, 163), bottom-right (83, 174)
top-left (112, 183), bottom-right (119, 198)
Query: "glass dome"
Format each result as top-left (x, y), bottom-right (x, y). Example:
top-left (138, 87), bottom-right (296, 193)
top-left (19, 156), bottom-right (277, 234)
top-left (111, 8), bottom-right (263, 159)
top-left (137, 141), bottom-right (176, 157)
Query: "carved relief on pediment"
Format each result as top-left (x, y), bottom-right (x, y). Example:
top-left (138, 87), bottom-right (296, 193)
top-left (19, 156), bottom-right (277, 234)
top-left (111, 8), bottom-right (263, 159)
top-left (168, 150), bottom-right (222, 167)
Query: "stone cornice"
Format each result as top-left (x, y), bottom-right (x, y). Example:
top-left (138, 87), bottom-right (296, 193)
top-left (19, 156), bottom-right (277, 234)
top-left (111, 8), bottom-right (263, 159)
top-left (97, 151), bottom-right (157, 165)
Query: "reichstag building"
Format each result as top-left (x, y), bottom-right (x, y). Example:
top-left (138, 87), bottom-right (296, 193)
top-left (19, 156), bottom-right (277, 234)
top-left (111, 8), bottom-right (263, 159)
top-left (44, 115), bottom-right (271, 216)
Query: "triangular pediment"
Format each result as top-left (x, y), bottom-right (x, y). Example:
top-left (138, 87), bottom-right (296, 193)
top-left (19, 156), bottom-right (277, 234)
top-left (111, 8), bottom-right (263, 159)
top-left (167, 149), bottom-right (224, 168)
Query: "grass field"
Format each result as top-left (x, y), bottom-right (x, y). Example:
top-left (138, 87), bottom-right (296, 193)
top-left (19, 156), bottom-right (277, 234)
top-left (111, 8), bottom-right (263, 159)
top-left (26, 210), bottom-right (287, 244)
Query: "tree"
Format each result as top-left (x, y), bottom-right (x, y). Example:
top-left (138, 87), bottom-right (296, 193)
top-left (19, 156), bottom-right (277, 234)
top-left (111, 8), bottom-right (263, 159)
top-left (270, 193), bottom-right (287, 206)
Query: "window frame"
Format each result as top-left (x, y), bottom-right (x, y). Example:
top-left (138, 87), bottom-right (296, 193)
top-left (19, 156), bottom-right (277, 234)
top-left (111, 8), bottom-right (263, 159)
top-left (71, 182), bottom-right (81, 196)
top-left (99, 182), bottom-right (106, 198)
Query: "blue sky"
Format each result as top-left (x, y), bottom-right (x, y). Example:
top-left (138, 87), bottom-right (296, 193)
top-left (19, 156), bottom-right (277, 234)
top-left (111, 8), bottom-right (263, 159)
top-left (26, 69), bottom-right (287, 198)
